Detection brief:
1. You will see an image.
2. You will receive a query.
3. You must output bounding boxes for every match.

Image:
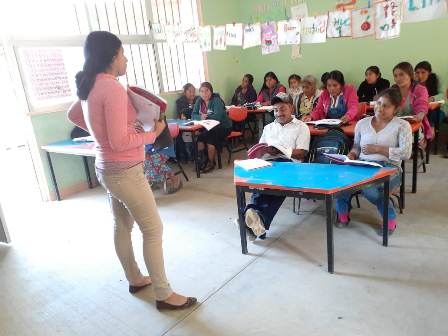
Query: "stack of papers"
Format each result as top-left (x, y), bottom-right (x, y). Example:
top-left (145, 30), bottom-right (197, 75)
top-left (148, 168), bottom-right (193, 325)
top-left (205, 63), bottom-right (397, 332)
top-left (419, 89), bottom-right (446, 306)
top-left (235, 159), bottom-right (272, 170)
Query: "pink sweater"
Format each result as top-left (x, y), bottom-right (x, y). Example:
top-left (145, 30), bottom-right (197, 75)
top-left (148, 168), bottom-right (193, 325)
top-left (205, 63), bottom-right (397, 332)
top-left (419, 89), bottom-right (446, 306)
top-left (67, 73), bottom-right (156, 162)
top-left (311, 84), bottom-right (360, 121)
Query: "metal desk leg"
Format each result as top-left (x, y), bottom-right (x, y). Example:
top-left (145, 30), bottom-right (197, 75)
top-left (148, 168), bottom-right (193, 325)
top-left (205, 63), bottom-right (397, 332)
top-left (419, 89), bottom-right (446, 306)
top-left (46, 152), bottom-right (61, 201)
top-left (82, 156), bottom-right (93, 188)
top-left (400, 161), bottom-right (405, 209)
top-left (236, 186), bottom-right (248, 254)
top-left (191, 131), bottom-right (200, 178)
top-left (325, 195), bottom-right (334, 274)
top-left (412, 131), bottom-right (418, 193)
top-left (382, 177), bottom-right (390, 247)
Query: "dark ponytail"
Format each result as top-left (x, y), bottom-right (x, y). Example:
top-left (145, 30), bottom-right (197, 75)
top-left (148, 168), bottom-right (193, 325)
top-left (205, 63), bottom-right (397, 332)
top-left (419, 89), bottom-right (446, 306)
top-left (415, 61), bottom-right (439, 96)
top-left (76, 31), bottom-right (122, 100)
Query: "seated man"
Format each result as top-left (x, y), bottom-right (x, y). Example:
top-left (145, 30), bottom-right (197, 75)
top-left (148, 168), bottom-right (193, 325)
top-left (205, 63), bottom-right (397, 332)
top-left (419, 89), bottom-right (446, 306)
top-left (245, 92), bottom-right (311, 240)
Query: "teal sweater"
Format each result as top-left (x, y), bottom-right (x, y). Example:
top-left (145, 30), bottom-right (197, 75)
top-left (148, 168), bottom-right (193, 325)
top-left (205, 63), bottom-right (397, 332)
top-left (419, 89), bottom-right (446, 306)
top-left (192, 94), bottom-right (232, 129)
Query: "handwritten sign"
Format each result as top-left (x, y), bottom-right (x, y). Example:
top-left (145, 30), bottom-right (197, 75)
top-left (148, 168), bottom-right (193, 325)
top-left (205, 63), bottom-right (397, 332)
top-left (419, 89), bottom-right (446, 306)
top-left (375, 0), bottom-right (402, 40)
top-left (225, 23), bottom-right (243, 46)
top-left (261, 22), bottom-right (280, 55)
top-left (243, 23), bottom-right (262, 49)
top-left (213, 26), bottom-right (227, 50)
top-left (403, 0), bottom-right (448, 23)
top-left (182, 26), bottom-right (198, 43)
top-left (277, 20), bottom-right (301, 45)
top-left (198, 26), bottom-right (211, 52)
top-left (327, 10), bottom-right (352, 38)
top-left (351, 7), bottom-right (375, 38)
top-left (301, 15), bottom-right (328, 44)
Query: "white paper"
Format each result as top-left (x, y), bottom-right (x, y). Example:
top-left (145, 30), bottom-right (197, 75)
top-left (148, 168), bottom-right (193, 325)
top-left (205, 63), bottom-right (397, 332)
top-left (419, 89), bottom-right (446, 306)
top-left (327, 10), bottom-right (352, 38)
top-left (277, 20), bottom-right (301, 45)
top-left (306, 119), bottom-right (342, 126)
top-left (128, 89), bottom-right (161, 131)
top-left (261, 22), bottom-right (280, 55)
top-left (182, 26), bottom-right (198, 43)
top-left (291, 3), bottom-right (309, 19)
top-left (225, 23), bottom-right (243, 46)
top-left (213, 26), bottom-right (227, 50)
top-left (301, 16), bottom-right (328, 44)
top-left (375, 0), bottom-right (402, 40)
top-left (243, 23), bottom-right (262, 49)
top-left (351, 7), bottom-right (375, 38)
top-left (193, 119), bottom-right (220, 131)
top-left (151, 23), bottom-right (166, 41)
top-left (235, 159), bottom-right (272, 170)
top-left (403, 0), bottom-right (448, 23)
top-left (198, 26), bottom-right (212, 52)
top-left (324, 153), bottom-right (383, 167)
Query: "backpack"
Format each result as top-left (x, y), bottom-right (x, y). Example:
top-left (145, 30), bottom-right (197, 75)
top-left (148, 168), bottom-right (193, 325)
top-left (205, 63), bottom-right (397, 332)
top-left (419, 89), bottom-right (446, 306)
top-left (308, 129), bottom-right (352, 163)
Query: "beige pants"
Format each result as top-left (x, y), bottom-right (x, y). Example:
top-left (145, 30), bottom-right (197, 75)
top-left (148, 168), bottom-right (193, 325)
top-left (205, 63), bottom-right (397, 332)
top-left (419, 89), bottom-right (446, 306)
top-left (96, 164), bottom-right (173, 300)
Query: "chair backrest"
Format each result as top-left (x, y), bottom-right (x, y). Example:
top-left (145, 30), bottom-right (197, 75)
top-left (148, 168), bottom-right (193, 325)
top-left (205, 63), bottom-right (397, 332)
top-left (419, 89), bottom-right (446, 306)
top-left (228, 107), bottom-right (248, 122)
top-left (358, 102), bottom-right (368, 118)
top-left (168, 123), bottom-right (180, 139)
top-left (307, 129), bottom-right (352, 163)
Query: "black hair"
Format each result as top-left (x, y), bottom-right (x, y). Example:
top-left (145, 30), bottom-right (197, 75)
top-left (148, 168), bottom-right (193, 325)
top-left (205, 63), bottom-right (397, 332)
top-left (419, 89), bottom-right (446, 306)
top-left (260, 71), bottom-right (280, 91)
top-left (75, 31), bottom-right (122, 100)
top-left (288, 74), bottom-right (301, 86)
top-left (200, 82), bottom-right (214, 94)
top-left (393, 62), bottom-right (414, 80)
top-left (327, 70), bottom-right (345, 86)
top-left (376, 87), bottom-right (402, 108)
top-left (321, 72), bottom-right (330, 86)
top-left (415, 61), bottom-right (439, 96)
top-left (183, 83), bottom-right (195, 93)
top-left (365, 66), bottom-right (382, 78)
top-left (243, 74), bottom-right (254, 85)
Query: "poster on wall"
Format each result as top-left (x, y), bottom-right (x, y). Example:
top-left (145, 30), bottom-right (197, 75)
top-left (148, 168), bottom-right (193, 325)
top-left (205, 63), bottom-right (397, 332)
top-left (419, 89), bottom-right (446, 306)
top-left (327, 10), bottom-right (352, 38)
top-left (261, 22), bottom-right (280, 55)
top-left (243, 23), bottom-right (261, 49)
top-left (277, 20), bottom-right (301, 45)
top-left (198, 26), bottom-right (212, 52)
top-left (351, 7), bottom-right (375, 38)
top-left (213, 26), bottom-right (227, 50)
top-left (225, 23), bottom-right (243, 46)
top-left (301, 15), bottom-right (328, 44)
top-left (403, 0), bottom-right (448, 23)
top-left (182, 26), bottom-right (198, 43)
top-left (375, 0), bottom-right (402, 40)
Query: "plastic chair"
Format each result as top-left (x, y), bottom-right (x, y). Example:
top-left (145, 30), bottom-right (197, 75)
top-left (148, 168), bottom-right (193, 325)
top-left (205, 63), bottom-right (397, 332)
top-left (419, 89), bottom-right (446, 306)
top-left (167, 123), bottom-right (189, 181)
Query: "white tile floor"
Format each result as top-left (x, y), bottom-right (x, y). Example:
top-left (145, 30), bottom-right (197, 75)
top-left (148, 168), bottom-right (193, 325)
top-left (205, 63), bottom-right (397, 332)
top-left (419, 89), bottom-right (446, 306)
top-left (1, 151), bottom-right (448, 336)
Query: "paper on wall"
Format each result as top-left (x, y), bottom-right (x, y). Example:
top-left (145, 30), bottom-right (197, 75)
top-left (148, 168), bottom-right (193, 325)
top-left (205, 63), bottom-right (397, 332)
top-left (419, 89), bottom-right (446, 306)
top-left (301, 15), bottom-right (328, 44)
top-left (261, 22), bottom-right (280, 55)
top-left (351, 7), bottom-right (375, 38)
top-left (213, 25), bottom-right (227, 50)
top-left (243, 23), bottom-right (261, 49)
top-left (375, 0), bottom-right (402, 40)
top-left (327, 10), bottom-right (352, 38)
top-left (225, 23), bottom-right (243, 46)
top-left (277, 20), bottom-right (301, 45)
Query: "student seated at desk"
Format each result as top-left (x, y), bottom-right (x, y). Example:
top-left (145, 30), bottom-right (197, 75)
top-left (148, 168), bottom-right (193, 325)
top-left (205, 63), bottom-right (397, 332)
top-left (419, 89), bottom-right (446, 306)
top-left (303, 70), bottom-right (359, 124)
top-left (192, 82), bottom-right (232, 173)
top-left (414, 61), bottom-right (445, 127)
top-left (320, 72), bottom-right (330, 91)
top-left (287, 73), bottom-right (302, 109)
top-left (175, 83), bottom-right (198, 162)
top-left (294, 75), bottom-right (321, 119)
top-left (357, 66), bottom-right (390, 103)
top-left (392, 62), bottom-right (432, 146)
top-left (244, 93), bottom-right (310, 240)
top-left (256, 71), bottom-right (287, 106)
top-left (231, 74), bottom-right (257, 106)
top-left (335, 88), bottom-right (412, 235)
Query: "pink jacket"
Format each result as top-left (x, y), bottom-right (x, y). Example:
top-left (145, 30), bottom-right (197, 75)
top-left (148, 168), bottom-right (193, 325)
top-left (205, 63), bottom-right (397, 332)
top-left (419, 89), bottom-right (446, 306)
top-left (311, 84), bottom-right (360, 121)
top-left (403, 83), bottom-right (432, 140)
top-left (67, 73), bottom-right (156, 162)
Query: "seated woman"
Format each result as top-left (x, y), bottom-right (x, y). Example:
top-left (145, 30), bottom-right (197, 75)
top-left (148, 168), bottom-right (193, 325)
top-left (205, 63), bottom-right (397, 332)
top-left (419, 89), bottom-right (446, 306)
top-left (357, 66), bottom-right (390, 103)
top-left (287, 74), bottom-right (302, 109)
top-left (144, 146), bottom-right (182, 194)
top-left (335, 88), bottom-right (412, 235)
top-left (294, 75), bottom-right (321, 119)
top-left (256, 71), bottom-right (286, 106)
top-left (392, 62), bottom-right (432, 145)
top-left (320, 72), bottom-right (330, 91)
top-left (176, 83), bottom-right (198, 120)
top-left (303, 70), bottom-right (359, 123)
top-left (231, 74), bottom-right (257, 106)
top-left (175, 83), bottom-right (198, 162)
top-left (414, 61), bottom-right (445, 127)
top-left (192, 82), bottom-right (232, 173)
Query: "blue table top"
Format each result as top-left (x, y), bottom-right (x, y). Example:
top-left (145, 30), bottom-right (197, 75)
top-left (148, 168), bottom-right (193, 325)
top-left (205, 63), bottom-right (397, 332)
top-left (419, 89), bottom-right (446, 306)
top-left (234, 162), bottom-right (396, 194)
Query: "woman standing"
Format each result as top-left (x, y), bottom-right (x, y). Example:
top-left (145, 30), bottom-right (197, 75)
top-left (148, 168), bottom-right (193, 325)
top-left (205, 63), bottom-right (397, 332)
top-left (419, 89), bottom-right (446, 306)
top-left (67, 31), bottom-right (196, 310)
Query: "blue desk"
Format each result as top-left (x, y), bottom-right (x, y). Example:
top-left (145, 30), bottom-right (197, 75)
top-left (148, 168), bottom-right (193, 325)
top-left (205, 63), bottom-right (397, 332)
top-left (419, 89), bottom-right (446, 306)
top-left (234, 162), bottom-right (398, 273)
top-left (42, 140), bottom-right (96, 201)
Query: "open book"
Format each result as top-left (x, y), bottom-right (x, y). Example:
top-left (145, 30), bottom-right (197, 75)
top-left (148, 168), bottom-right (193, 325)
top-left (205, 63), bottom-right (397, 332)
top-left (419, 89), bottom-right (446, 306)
top-left (235, 159), bottom-right (272, 171)
top-left (183, 119), bottom-right (220, 131)
top-left (306, 119), bottom-right (342, 127)
top-left (247, 142), bottom-right (292, 160)
top-left (323, 153), bottom-right (383, 168)
top-left (128, 86), bottom-right (167, 131)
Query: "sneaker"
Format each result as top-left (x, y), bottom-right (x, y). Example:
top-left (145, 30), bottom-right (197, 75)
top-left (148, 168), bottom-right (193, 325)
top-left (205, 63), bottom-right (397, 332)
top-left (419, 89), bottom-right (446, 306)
top-left (245, 208), bottom-right (266, 237)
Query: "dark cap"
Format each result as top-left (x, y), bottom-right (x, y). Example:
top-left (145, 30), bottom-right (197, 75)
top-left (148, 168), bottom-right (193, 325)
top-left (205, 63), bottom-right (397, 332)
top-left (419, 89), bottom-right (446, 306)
top-left (271, 92), bottom-right (293, 105)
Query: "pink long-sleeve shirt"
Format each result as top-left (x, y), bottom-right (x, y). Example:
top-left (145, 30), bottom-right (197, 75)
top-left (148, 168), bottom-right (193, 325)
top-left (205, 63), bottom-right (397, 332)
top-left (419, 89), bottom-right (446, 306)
top-left (311, 84), bottom-right (360, 122)
top-left (67, 73), bottom-right (156, 164)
